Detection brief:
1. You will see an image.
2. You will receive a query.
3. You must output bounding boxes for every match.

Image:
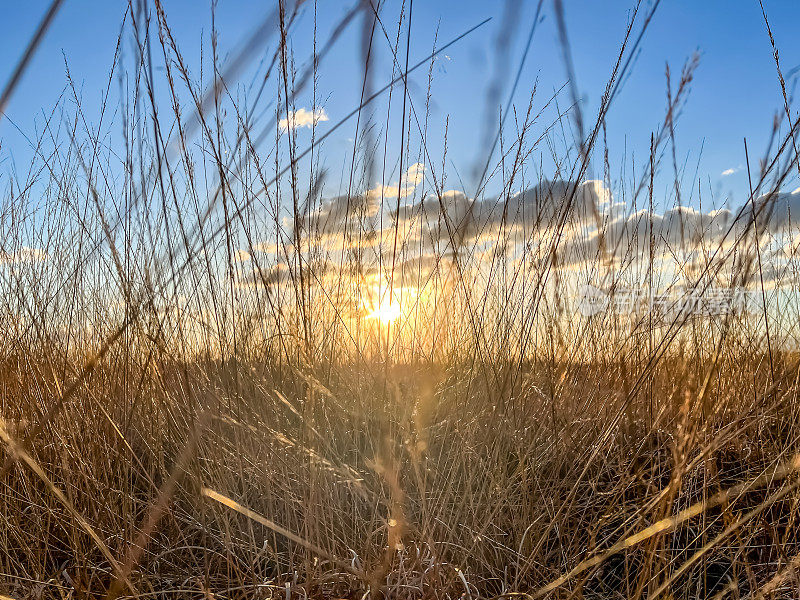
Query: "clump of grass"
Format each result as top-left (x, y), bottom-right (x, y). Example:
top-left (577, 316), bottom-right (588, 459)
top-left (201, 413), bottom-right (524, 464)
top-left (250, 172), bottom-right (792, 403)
top-left (3, 1), bottom-right (800, 599)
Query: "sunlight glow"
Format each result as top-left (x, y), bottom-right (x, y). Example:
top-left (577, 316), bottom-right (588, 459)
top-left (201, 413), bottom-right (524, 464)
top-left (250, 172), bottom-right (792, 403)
top-left (366, 299), bottom-right (402, 323)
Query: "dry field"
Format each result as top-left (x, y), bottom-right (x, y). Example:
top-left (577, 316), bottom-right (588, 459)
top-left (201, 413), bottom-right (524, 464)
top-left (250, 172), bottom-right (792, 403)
top-left (2, 1), bottom-right (800, 598)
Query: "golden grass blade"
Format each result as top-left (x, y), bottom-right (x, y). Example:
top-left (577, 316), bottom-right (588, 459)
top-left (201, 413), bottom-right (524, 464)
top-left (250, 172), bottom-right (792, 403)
top-left (532, 452), bottom-right (800, 598)
top-left (0, 0), bottom-right (64, 121)
top-left (201, 487), bottom-right (366, 579)
top-left (0, 419), bottom-right (137, 597)
top-left (649, 474), bottom-right (800, 598)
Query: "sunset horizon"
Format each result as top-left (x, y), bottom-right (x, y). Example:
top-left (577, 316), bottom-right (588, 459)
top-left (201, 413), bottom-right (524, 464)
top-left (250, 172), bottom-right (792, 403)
top-left (2, 1), bottom-right (800, 598)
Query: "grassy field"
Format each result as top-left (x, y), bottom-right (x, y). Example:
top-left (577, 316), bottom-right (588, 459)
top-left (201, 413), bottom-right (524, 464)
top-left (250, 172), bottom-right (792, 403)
top-left (3, 1), bottom-right (800, 598)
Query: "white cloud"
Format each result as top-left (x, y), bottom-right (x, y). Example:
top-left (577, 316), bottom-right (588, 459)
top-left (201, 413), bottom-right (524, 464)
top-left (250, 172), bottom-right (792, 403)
top-left (245, 177), bottom-right (800, 296)
top-left (754, 187), bottom-right (800, 231)
top-left (406, 162), bottom-right (425, 186)
top-left (394, 179), bottom-right (610, 246)
top-left (558, 204), bottom-right (734, 268)
top-left (721, 167), bottom-right (740, 177)
top-left (279, 107), bottom-right (329, 131)
top-left (0, 247), bottom-right (47, 265)
top-left (367, 162), bottom-right (425, 199)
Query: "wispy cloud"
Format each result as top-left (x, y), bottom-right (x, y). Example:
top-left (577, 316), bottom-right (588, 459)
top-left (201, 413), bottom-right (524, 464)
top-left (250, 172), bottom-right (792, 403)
top-left (721, 166), bottom-right (741, 177)
top-left (279, 107), bottom-right (329, 131)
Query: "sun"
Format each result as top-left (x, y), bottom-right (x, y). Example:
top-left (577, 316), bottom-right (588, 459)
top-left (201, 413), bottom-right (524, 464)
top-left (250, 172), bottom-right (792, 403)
top-left (363, 283), bottom-right (419, 325)
top-left (366, 298), bottom-right (402, 324)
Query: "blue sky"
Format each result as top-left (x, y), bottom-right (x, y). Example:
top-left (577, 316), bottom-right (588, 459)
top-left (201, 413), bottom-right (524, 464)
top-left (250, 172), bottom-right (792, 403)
top-left (1, 0), bottom-right (800, 211)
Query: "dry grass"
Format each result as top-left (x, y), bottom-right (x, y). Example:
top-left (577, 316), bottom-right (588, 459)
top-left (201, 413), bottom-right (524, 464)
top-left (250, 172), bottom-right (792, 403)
top-left (3, 1), bottom-right (800, 598)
